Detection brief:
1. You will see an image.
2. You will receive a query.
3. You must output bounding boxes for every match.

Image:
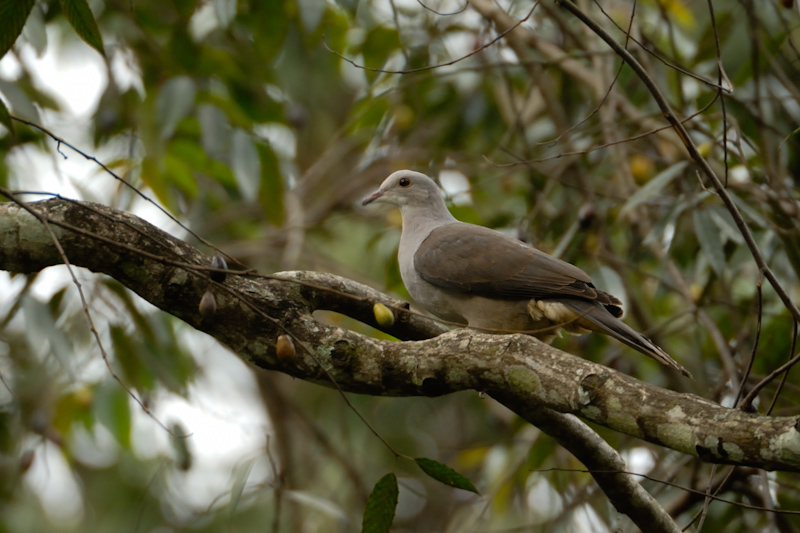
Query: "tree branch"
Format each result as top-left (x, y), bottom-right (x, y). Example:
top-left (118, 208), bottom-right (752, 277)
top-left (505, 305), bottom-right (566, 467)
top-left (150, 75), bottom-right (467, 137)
top-left (1, 197), bottom-right (797, 472)
top-left (497, 405), bottom-right (682, 532)
top-left (3, 196), bottom-right (800, 532)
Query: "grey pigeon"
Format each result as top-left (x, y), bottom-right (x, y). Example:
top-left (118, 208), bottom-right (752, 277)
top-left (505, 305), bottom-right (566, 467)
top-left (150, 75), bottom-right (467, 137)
top-left (363, 170), bottom-right (690, 377)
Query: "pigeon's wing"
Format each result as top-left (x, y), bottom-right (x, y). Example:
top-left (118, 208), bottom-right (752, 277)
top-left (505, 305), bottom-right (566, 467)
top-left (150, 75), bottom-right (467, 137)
top-left (413, 223), bottom-right (622, 313)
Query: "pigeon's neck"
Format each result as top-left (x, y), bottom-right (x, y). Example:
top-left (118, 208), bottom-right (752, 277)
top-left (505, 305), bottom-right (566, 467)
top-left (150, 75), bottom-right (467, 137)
top-left (400, 201), bottom-right (456, 232)
top-left (398, 202), bottom-right (456, 259)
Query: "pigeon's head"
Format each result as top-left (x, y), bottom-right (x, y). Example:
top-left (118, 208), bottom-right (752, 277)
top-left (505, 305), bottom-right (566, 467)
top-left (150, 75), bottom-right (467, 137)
top-left (362, 170), bottom-right (444, 211)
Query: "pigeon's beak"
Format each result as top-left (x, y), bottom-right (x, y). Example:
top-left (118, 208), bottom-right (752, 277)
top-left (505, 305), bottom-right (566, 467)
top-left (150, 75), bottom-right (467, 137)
top-left (362, 189), bottom-right (385, 206)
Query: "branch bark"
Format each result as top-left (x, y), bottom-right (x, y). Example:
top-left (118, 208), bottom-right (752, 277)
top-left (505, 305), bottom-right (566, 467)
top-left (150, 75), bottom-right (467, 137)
top-left (2, 197), bottom-right (799, 531)
top-left (0, 197), bottom-right (798, 469)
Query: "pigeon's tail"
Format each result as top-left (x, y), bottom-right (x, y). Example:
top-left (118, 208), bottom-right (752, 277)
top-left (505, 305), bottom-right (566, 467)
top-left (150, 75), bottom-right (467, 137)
top-left (560, 299), bottom-right (692, 378)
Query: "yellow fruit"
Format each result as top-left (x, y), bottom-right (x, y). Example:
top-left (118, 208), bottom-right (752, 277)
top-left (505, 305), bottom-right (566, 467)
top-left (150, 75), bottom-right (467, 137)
top-left (689, 283), bottom-right (702, 303)
top-left (394, 105), bottom-right (414, 131)
top-left (629, 154), bottom-right (655, 184)
top-left (373, 302), bottom-right (395, 327)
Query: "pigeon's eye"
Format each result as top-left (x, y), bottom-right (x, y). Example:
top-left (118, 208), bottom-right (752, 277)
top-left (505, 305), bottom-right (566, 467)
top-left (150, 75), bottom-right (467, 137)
top-left (398, 177), bottom-right (411, 187)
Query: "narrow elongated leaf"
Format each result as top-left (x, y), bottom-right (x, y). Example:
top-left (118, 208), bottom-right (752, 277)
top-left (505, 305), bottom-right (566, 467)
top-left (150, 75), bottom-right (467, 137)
top-left (257, 143), bottom-right (284, 225)
top-left (0, 95), bottom-right (12, 134)
top-left (232, 129), bottom-right (260, 202)
top-left (59, 0), bottom-right (104, 56)
top-left (198, 103), bottom-right (229, 159)
top-left (228, 457), bottom-right (258, 517)
top-left (111, 324), bottom-right (155, 392)
top-left (169, 422), bottom-right (192, 471)
top-left (95, 381), bottom-right (132, 449)
top-left (619, 161), bottom-right (688, 217)
top-left (709, 206), bottom-right (745, 245)
top-left (156, 76), bottom-right (196, 141)
top-left (0, 0), bottom-right (36, 60)
top-left (693, 207), bottom-right (726, 276)
top-left (214, 0), bottom-right (237, 27)
top-left (415, 458), bottom-right (479, 494)
top-left (21, 2), bottom-right (45, 56)
top-left (250, 1), bottom-right (288, 63)
top-left (22, 295), bottom-right (74, 378)
top-left (361, 473), bottom-right (398, 533)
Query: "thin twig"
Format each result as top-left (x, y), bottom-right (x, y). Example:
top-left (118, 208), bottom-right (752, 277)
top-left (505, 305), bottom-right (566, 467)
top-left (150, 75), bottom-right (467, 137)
top-left (0, 190), bottom-right (185, 437)
top-left (0, 188), bottom-right (407, 458)
top-left (535, 0), bottom-right (635, 147)
top-left (532, 467), bottom-right (800, 515)
top-left (766, 319), bottom-right (797, 416)
top-left (735, 273), bottom-right (763, 409)
top-left (705, 0), bottom-right (731, 186)
top-left (741, 347), bottom-right (800, 410)
top-left (591, 0), bottom-right (731, 93)
top-left (492, 89), bottom-right (722, 165)
top-left (9, 116), bottom-right (242, 264)
top-left (325, 2), bottom-right (538, 74)
top-left (555, 0), bottom-right (800, 328)
top-left (417, 0), bottom-right (468, 16)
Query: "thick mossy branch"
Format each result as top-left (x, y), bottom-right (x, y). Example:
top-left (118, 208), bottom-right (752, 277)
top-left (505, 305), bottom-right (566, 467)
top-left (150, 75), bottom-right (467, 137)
top-left (1, 197), bottom-right (799, 473)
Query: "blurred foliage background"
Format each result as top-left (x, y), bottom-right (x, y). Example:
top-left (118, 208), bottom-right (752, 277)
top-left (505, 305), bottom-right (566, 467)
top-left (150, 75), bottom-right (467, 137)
top-left (1, 0), bottom-right (800, 531)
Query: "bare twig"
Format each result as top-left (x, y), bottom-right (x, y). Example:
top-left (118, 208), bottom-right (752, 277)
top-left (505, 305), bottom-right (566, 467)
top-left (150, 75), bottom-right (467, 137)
top-left (417, 0), bottom-right (468, 16)
top-left (0, 189), bottom-right (184, 437)
top-left (767, 319), bottom-right (798, 416)
top-left (325, 3), bottom-right (538, 74)
top-left (534, 467), bottom-right (800, 516)
top-left (735, 273), bottom-right (764, 409)
top-left (555, 0), bottom-right (800, 328)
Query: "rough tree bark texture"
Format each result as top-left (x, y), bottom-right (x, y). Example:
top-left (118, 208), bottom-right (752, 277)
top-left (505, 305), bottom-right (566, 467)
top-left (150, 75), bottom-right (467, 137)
top-left (2, 197), bottom-right (800, 531)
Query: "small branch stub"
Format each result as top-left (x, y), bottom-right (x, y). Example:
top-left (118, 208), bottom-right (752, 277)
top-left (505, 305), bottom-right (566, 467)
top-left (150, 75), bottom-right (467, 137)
top-left (198, 290), bottom-right (217, 317)
top-left (210, 255), bottom-right (228, 283)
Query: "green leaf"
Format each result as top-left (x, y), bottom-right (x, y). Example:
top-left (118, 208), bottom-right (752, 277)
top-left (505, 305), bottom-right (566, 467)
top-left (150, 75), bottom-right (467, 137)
top-left (362, 473), bottom-right (398, 533)
top-left (157, 76), bottom-right (196, 141)
top-left (693, 207), bottom-right (726, 277)
top-left (0, 95), bottom-right (13, 135)
top-left (53, 387), bottom-right (95, 435)
top-left (21, 3), bottom-right (45, 56)
top-left (169, 422), bottom-right (192, 471)
top-left (249, 0), bottom-right (288, 63)
top-left (197, 103), bottom-right (230, 159)
top-left (95, 380), bottom-right (132, 449)
top-left (0, 0), bottom-right (35, 60)
top-left (164, 152), bottom-right (198, 198)
top-left (257, 143), bottom-right (284, 225)
top-left (59, 0), bottom-right (105, 56)
top-left (619, 161), bottom-right (688, 217)
top-left (111, 325), bottom-right (155, 392)
top-left (228, 457), bottom-right (258, 518)
top-left (528, 438), bottom-right (557, 470)
top-left (709, 205), bottom-right (744, 245)
top-left (231, 128), bottom-right (260, 202)
top-left (360, 26), bottom-right (402, 83)
top-left (22, 295), bottom-right (74, 379)
top-left (415, 457), bottom-right (479, 494)
top-left (349, 97), bottom-right (390, 133)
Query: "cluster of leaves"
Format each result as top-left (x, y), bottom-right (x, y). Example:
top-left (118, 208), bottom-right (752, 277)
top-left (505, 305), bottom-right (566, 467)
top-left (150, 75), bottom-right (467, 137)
top-left (0, 0), bottom-right (800, 532)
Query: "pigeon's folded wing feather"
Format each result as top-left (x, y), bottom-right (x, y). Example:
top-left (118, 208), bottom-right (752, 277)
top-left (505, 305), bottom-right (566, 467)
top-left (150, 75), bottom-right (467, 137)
top-left (414, 223), bottom-right (622, 313)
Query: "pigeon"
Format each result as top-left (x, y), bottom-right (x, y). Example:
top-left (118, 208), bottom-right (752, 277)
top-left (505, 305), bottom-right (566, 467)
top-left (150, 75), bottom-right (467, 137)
top-left (363, 170), bottom-right (690, 377)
